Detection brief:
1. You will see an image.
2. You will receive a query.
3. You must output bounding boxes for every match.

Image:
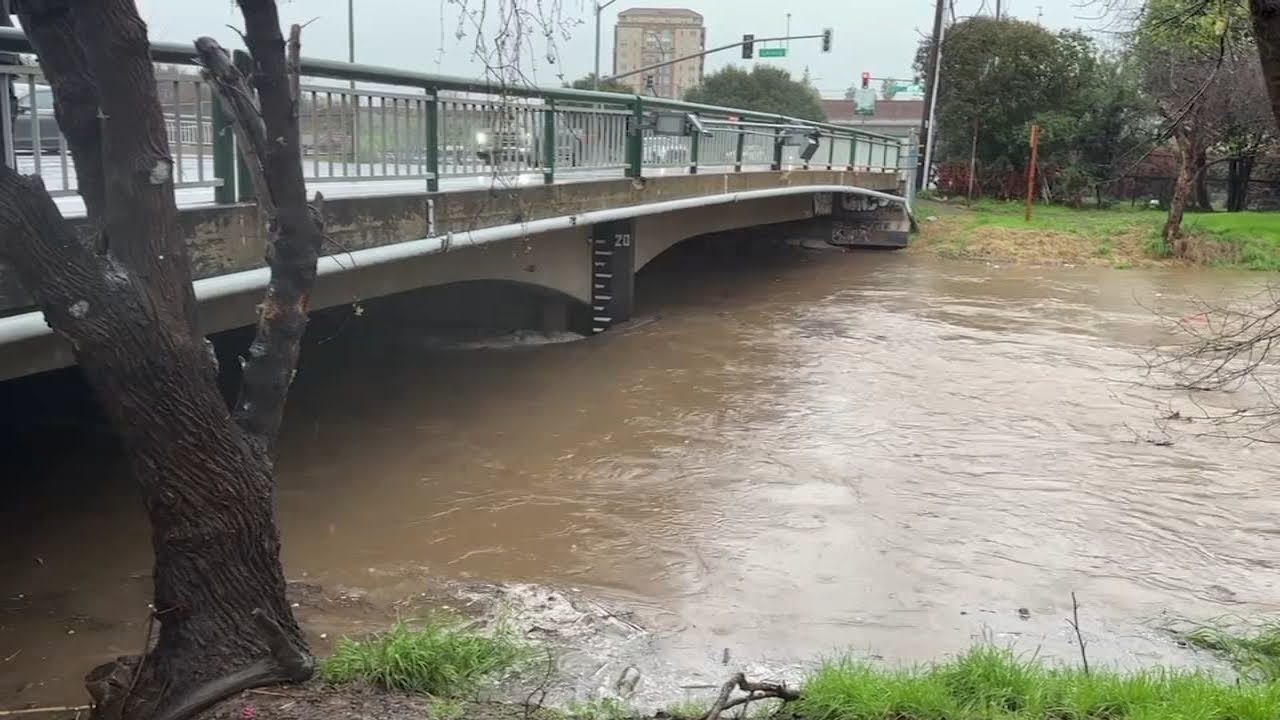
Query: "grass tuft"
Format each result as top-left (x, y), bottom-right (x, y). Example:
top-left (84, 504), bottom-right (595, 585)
top-left (1182, 621), bottom-right (1280, 683)
top-left (564, 697), bottom-right (635, 720)
top-left (317, 616), bottom-right (533, 695)
top-left (797, 645), bottom-right (1280, 720)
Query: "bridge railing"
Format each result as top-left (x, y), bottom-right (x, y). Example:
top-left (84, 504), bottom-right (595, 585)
top-left (0, 27), bottom-right (906, 205)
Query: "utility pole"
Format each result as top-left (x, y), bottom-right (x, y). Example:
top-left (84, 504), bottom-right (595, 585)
top-left (593, 0), bottom-right (620, 90)
top-left (995, 0), bottom-right (1001, 20)
top-left (916, 0), bottom-right (945, 190)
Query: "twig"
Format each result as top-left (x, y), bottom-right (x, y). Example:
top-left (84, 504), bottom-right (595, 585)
top-left (702, 674), bottom-right (800, 720)
top-left (1066, 591), bottom-right (1090, 676)
top-left (122, 607), bottom-right (158, 707)
top-left (246, 689), bottom-right (291, 698)
top-left (523, 647), bottom-right (556, 720)
top-left (0, 707), bottom-right (91, 717)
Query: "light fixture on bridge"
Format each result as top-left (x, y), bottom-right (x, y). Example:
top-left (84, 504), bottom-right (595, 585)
top-left (777, 128), bottom-right (823, 162)
top-left (649, 111), bottom-right (713, 137)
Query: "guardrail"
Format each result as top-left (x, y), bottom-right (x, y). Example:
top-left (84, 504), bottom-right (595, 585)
top-left (0, 27), bottom-right (906, 205)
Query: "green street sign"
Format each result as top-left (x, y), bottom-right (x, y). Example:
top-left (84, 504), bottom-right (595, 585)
top-left (758, 47), bottom-right (786, 58)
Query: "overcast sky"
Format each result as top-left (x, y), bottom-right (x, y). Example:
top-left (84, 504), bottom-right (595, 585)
top-left (131, 0), bottom-right (1115, 96)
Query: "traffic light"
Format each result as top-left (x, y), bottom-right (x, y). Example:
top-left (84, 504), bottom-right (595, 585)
top-left (861, 72), bottom-right (871, 89)
top-left (742, 34), bottom-right (755, 59)
top-left (821, 28), bottom-right (833, 53)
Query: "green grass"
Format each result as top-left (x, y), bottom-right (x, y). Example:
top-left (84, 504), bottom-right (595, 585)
top-left (316, 616), bottom-right (534, 695)
top-left (962, 199), bottom-right (1162, 237)
top-left (662, 701), bottom-right (709, 719)
top-left (796, 646), bottom-right (1280, 720)
top-left (1181, 213), bottom-right (1280, 270)
top-left (921, 199), bottom-right (1280, 269)
top-left (1181, 621), bottom-right (1280, 683)
top-left (564, 697), bottom-right (636, 720)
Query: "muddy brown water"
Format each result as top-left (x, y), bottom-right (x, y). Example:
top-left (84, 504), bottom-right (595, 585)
top-left (3, 245), bottom-right (1280, 709)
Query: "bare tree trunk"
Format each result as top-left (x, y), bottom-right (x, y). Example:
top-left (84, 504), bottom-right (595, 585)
top-left (1226, 155), bottom-right (1256, 211)
top-left (1251, 0), bottom-right (1280, 130)
top-left (1164, 128), bottom-right (1196, 255)
top-left (1193, 148), bottom-right (1212, 211)
top-left (0, 0), bottom-right (320, 718)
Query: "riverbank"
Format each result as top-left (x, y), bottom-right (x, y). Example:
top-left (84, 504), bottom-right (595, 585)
top-left (186, 615), bottom-right (1280, 720)
top-left (909, 199), bottom-right (1280, 269)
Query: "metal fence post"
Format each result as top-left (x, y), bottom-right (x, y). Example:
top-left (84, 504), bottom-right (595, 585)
top-left (542, 99), bottom-right (556, 185)
top-left (232, 50), bottom-right (255, 202)
top-left (734, 130), bottom-right (744, 173)
top-left (625, 97), bottom-right (644, 178)
top-left (210, 91), bottom-right (236, 204)
top-left (771, 125), bottom-right (783, 171)
top-left (827, 132), bottom-right (835, 171)
top-left (688, 130), bottom-right (699, 175)
top-left (425, 92), bottom-right (440, 192)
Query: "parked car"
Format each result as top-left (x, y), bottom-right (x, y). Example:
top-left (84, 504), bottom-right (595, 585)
top-left (13, 85), bottom-right (62, 156)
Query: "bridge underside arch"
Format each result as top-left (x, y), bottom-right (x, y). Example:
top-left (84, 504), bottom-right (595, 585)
top-left (633, 194), bottom-right (821, 272)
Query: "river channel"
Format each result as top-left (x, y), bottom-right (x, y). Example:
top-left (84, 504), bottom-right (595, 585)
top-left (3, 243), bottom-right (1279, 709)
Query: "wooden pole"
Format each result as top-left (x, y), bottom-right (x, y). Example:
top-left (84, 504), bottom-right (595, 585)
top-left (1025, 123), bottom-right (1040, 221)
top-left (966, 118), bottom-right (978, 201)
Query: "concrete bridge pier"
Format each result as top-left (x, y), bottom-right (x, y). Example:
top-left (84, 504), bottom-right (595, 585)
top-left (828, 192), bottom-right (913, 248)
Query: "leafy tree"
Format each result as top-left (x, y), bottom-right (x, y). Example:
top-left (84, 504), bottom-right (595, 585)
top-left (568, 73), bottom-right (634, 94)
top-left (1034, 53), bottom-right (1155, 206)
top-left (916, 18), bottom-right (1102, 176)
top-left (1133, 0), bottom-right (1255, 246)
top-left (684, 65), bottom-right (826, 121)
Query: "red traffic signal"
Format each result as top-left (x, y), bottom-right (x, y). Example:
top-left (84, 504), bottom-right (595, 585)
top-left (861, 72), bottom-right (871, 89)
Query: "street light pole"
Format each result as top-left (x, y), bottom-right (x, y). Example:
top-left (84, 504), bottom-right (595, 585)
top-left (593, 0), bottom-right (620, 90)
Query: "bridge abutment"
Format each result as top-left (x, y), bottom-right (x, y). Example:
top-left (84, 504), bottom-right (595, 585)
top-left (828, 193), bottom-right (912, 248)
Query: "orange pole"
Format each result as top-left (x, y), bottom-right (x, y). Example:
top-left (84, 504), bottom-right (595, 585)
top-left (1025, 123), bottom-right (1040, 221)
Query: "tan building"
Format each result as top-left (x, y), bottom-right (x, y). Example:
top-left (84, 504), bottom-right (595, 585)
top-left (612, 8), bottom-right (705, 98)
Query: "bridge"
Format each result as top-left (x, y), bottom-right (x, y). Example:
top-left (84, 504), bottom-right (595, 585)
top-left (0, 27), bottom-right (915, 382)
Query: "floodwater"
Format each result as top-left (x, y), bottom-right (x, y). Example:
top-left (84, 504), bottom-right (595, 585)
top-left (3, 242), bottom-right (1280, 709)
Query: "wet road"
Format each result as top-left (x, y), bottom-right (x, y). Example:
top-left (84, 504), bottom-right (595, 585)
top-left (3, 246), bottom-right (1279, 707)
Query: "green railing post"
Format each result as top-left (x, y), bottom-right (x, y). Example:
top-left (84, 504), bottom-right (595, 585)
top-left (771, 125), bottom-right (783, 171)
top-left (688, 130), bottom-right (699, 175)
top-left (542, 99), bottom-right (556, 185)
top-left (625, 97), bottom-right (644, 178)
top-left (210, 91), bottom-right (235, 204)
top-left (734, 130), bottom-right (744, 172)
top-left (425, 92), bottom-right (440, 193)
top-left (232, 50), bottom-right (255, 202)
top-left (848, 135), bottom-right (857, 171)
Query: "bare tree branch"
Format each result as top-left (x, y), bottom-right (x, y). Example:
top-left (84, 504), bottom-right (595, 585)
top-left (221, 2), bottom-right (326, 457)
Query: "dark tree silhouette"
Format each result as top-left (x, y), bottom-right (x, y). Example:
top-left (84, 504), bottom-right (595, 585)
top-left (0, 0), bottom-right (323, 717)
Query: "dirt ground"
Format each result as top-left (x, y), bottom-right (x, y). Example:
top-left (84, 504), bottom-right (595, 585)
top-left (197, 683), bottom-right (454, 720)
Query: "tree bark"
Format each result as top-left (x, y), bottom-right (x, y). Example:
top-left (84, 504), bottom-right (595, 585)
top-left (1193, 148), bottom-right (1212, 211)
top-left (0, 1), bottom-right (316, 718)
top-left (1226, 155), bottom-right (1256, 211)
top-left (1164, 126), bottom-right (1196, 256)
top-left (1251, 0), bottom-right (1280, 130)
top-left (14, 0), bottom-right (107, 225)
